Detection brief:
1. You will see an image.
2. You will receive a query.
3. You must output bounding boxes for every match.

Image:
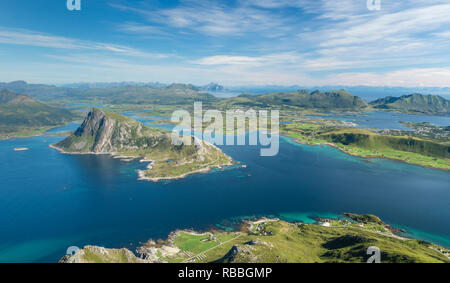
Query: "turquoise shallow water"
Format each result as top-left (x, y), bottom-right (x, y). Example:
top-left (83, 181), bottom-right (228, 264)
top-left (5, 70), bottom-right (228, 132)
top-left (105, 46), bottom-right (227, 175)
top-left (0, 115), bottom-right (449, 262)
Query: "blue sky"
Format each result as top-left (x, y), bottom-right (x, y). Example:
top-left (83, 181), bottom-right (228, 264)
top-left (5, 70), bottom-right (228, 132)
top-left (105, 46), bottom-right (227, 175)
top-left (1, 0), bottom-right (450, 86)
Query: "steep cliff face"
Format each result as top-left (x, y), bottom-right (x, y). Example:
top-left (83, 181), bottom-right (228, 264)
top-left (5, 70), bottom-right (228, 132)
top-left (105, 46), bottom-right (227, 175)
top-left (55, 108), bottom-right (161, 153)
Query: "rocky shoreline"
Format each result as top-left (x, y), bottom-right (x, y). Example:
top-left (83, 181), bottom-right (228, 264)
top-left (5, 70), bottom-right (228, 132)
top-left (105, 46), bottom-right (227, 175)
top-left (51, 142), bottom-right (235, 182)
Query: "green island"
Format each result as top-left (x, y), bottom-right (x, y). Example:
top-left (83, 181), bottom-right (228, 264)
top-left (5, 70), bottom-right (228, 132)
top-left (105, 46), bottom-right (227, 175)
top-left (51, 108), bottom-right (233, 182)
top-left (60, 213), bottom-right (450, 263)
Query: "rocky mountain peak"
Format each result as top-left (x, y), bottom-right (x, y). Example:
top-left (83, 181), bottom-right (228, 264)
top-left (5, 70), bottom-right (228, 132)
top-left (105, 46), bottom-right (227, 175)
top-left (57, 108), bottom-right (150, 153)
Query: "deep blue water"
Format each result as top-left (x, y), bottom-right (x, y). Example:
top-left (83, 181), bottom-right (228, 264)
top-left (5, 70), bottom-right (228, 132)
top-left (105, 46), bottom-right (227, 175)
top-left (0, 130), bottom-right (449, 262)
top-left (308, 111), bottom-right (450, 130)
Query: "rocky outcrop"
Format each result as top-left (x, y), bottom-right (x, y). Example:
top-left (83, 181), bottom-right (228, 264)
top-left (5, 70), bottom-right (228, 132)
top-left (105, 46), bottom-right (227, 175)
top-left (54, 108), bottom-right (158, 153)
top-left (60, 246), bottom-right (145, 263)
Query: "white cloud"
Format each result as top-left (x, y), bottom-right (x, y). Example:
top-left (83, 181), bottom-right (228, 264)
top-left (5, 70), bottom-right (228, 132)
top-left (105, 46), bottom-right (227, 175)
top-left (319, 3), bottom-right (450, 48)
top-left (193, 52), bottom-right (303, 67)
top-left (193, 55), bottom-right (263, 66)
top-left (116, 22), bottom-right (169, 36)
top-left (111, 0), bottom-right (291, 37)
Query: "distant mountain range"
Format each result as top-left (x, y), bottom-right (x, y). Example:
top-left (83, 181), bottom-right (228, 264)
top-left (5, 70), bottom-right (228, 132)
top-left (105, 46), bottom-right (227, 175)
top-left (0, 81), bottom-right (218, 104)
top-left (370, 93), bottom-right (450, 115)
top-left (60, 82), bottom-right (166, 89)
top-left (198, 82), bottom-right (226, 92)
top-left (0, 89), bottom-right (74, 129)
top-left (62, 81), bottom-right (227, 92)
top-left (0, 81), bottom-right (449, 115)
top-left (220, 89), bottom-right (368, 110)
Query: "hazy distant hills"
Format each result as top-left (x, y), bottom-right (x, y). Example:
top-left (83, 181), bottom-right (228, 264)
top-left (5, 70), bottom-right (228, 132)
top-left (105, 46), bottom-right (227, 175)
top-left (1, 81), bottom-right (450, 114)
top-left (369, 93), bottom-right (450, 115)
top-left (103, 83), bottom-right (218, 105)
top-left (0, 89), bottom-right (74, 128)
top-left (220, 89), bottom-right (368, 110)
top-left (199, 82), bottom-right (225, 92)
top-left (61, 82), bottom-right (166, 89)
top-left (0, 81), bottom-right (69, 100)
top-left (0, 81), bottom-right (218, 105)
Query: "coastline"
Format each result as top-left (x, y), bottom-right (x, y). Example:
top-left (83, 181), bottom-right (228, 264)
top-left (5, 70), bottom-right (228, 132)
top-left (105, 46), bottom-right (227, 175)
top-left (0, 121), bottom-right (77, 141)
top-left (287, 137), bottom-right (450, 172)
top-left (50, 142), bottom-right (235, 182)
top-left (137, 159), bottom-right (235, 182)
top-left (62, 214), bottom-right (450, 263)
top-left (0, 126), bottom-right (55, 141)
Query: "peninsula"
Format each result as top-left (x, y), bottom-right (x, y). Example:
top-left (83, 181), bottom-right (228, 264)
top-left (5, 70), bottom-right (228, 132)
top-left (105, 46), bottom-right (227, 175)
top-left (281, 120), bottom-right (450, 170)
top-left (51, 108), bottom-right (233, 181)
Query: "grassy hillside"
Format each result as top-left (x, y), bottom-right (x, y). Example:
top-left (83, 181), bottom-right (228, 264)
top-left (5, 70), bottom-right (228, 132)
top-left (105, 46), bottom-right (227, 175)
top-left (370, 93), bottom-right (450, 115)
top-left (219, 89), bottom-right (368, 110)
top-left (281, 122), bottom-right (450, 170)
top-left (61, 215), bottom-right (450, 263)
top-left (0, 89), bottom-right (74, 138)
top-left (320, 129), bottom-right (449, 159)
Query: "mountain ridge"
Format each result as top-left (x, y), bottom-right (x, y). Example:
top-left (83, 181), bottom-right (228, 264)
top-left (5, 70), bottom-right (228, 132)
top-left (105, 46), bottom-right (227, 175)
top-left (0, 89), bottom-right (74, 134)
top-left (369, 93), bottom-right (450, 115)
top-left (220, 89), bottom-right (368, 110)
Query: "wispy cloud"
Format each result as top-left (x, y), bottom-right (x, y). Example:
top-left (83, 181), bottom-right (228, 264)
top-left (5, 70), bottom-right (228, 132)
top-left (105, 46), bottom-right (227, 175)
top-left (0, 26), bottom-right (171, 58)
top-left (111, 0), bottom-right (292, 37)
top-left (116, 22), bottom-right (171, 37)
top-left (192, 52), bottom-right (303, 66)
